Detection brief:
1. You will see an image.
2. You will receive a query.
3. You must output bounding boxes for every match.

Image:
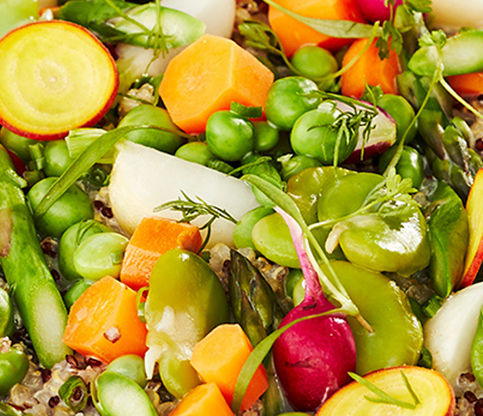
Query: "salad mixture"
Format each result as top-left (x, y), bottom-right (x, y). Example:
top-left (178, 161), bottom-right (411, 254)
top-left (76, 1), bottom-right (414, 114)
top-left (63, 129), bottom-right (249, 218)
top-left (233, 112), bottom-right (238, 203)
top-left (1, 0), bottom-right (483, 415)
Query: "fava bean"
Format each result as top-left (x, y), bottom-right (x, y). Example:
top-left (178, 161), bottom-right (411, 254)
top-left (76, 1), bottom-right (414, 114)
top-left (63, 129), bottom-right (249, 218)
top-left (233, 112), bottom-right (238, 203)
top-left (233, 206), bottom-right (274, 250)
top-left (28, 177), bottom-right (94, 238)
top-left (73, 232), bottom-right (129, 281)
top-left (0, 349), bottom-right (29, 396)
top-left (175, 142), bottom-right (214, 166)
top-left (106, 355), bottom-right (147, 388)
top-left (43, 140), bottom-right (74, 177)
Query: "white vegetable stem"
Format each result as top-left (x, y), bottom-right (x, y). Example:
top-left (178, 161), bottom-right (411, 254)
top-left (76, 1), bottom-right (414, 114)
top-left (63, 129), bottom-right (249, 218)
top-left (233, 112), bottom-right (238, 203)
top-left (109, 141), bottom-right (259, 247)
top-left (424, 282), bottom-right (483, 386)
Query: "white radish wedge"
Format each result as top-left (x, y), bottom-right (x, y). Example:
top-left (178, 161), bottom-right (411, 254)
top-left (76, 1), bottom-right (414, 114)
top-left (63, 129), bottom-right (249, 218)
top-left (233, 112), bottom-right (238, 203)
top-left (108, 141), bottom-right (259, 247)
top-left (424, 282), bottom-right (483, 386)
top-left (317, 366), bottom-right (455, 416)
top-left (430, 0), bottom-right (483, 31)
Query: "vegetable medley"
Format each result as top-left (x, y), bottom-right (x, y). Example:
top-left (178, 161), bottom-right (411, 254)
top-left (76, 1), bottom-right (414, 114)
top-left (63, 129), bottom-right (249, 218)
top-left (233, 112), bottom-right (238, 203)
top-left (2, 0), bottom-right (483, 415)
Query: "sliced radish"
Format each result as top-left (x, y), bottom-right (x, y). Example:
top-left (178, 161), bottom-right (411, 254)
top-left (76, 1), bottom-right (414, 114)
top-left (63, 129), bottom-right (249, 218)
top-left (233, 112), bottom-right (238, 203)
top-left (338, 101), bottom-right (397, 164)
top-left (108, 141), bottom-right (260, 247)
top-left (0, 21), bottom-right (118, 140)
top-left (424, 282), bottom-right (483, 386)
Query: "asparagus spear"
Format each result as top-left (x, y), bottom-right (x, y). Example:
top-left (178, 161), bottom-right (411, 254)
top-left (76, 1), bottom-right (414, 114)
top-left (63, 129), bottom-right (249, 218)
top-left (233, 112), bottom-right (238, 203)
top-left (0, 144), bottom-right (71, 368)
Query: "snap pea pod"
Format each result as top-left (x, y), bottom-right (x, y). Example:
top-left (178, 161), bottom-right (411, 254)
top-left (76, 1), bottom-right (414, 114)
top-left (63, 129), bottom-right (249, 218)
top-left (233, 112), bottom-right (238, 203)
top-left (227, 250), bottom-right (284, 346)
top-left (442, 30), bottom-right (483, 76)
top-left (425, 181), bottom-right (469, 298)
top-left (0, 145), bottom-right (71, 368)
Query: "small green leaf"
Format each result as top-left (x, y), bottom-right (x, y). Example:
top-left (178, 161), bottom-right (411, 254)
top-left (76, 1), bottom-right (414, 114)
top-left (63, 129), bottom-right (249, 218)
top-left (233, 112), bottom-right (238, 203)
top-left (230, 102), bottom-right (263, 119)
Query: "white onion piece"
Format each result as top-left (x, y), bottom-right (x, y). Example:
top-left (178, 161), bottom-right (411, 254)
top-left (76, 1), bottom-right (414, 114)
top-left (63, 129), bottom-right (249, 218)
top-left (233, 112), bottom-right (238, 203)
top-left (430, 0), bottom-right (483, 30)
top-left (116, 0), bottom-right (236, 83)
top-left (424, 282), bottom-right (483, 386)
top-left (109, 141), bottom-right (259, 247)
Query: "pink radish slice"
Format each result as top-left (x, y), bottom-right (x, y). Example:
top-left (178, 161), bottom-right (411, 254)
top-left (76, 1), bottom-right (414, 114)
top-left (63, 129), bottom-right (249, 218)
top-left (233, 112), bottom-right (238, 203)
top-left (357, 0), bottom-right (403, 23)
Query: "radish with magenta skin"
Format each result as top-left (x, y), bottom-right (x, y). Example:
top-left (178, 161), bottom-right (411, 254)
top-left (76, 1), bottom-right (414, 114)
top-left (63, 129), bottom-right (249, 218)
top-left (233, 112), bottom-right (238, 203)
top-left (272, 209), bottom-right (357, 411)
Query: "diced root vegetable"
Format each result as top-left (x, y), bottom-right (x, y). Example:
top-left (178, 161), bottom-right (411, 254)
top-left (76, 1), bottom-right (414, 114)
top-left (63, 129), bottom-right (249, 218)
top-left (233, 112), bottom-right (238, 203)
top-left (190, 324), bottom-right (269, 411)
top-left (448, 72), bottom-right (483, 98)
top-left (0, 21), bottom-right (118, 140)
top-left (108, 141), bottom-right (260, 247)
top-left (63, 276), bottom-right (148, 363)
top-left (159, 34), bottom-right (274, 134)
top-left (268, 0), bottom-right (366, 57)
top-left (341, 38), bottom-right (400, 99)
top-left (169, 383), bottom-right (234, 416)
top-left (120, 217), bottom-right (203, 290)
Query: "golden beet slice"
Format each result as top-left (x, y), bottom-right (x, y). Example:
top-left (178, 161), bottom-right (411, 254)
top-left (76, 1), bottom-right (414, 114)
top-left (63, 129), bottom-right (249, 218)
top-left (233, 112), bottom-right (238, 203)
top-left (0, 21), bottom-right (118, 140)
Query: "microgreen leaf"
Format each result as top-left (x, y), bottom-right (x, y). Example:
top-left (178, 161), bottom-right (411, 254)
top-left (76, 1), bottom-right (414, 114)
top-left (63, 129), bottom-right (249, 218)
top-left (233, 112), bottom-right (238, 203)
top-left (349, 371), bottom-right (419, 410)
top-left (404, 0), bottom-right (432, 14)
top-left (230, 102), bottom-right (263, 119)
top-left (232, 307), bottom-right (346, 414)
top-left (263, 0), bottom-right (379, 39)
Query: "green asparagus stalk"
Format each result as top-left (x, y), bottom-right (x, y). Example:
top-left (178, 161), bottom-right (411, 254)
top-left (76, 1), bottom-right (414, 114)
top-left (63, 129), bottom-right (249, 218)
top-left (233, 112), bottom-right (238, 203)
top-left (228, 250), bottom-right (284, 346)
top-left (0, 144), bottom-right (71, 368)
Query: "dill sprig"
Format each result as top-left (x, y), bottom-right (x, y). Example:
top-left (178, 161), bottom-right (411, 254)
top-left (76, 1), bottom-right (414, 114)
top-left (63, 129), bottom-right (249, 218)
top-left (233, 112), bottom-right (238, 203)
top-left (155, 192), bottom-right (238, 251)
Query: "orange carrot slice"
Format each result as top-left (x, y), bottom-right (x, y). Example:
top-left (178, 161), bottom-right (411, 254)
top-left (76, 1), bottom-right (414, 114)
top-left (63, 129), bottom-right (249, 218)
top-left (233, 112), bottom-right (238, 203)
top-left (0, 21), bottom-right (118, 140)
top-left (190, 324), bottom-right (269, 412)
top-left (341, 38), bottom-right (400, 98)
top-left (448, 72), bottom-right (483, 98)
top-left (120, 216), bottom-right (203, 291)
top-left (159, 34), bottom-right (274, 134)
top-left (169, 383), bottom-right (234, 416)
top-left (63, 276), bottom-right (147, 363)
top-left (268, 0), bottom-right (366, 57)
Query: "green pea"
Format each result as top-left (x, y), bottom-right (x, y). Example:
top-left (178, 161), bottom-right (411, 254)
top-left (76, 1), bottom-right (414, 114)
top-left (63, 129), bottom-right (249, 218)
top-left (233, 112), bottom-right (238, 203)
top-left (291, 45), bottom-right (338, 90)
top-left (118, 104), bottom-right (186, 154)
top-left (378, 145), bottom-right (425, 189)
top-left (28, 177), bottom-right (94, 238)
top-left (253, 121), bottom-right (280, 152)
top-left (252, 213), bottom-right (300, 268)
top-left (265, 77), bottom-right (321, 131)
top-left (43, 140), bottom-right (74, 177)
top-left (280, 154), bottom-right (322, 181)
top-left (106, 355), bottom-right (147, 388)
top-left (174, 142), bottom-right (214, 166)
top-left (0, 349), bottom-right (29, 396)
top-left (233, 206), bottom-right (274, 250)
top-left (64, 280), bottom-right (92, 309)
top-left (92, 372), bottom-right (157, 416)
top-left (378, 94), bottom-right (417, 144)
top-left (291, 103), bottom-right (357, 165)
top-left (59, 220), bottom-right (110, 281)
top-left (0, 287), bottom-right (14, 337)
top-left (0, 126), bottom-right (37, 163)
top-left (73, 232), bottom-right (129, 281)
top-left (206, 111), bottom-right (255, 162)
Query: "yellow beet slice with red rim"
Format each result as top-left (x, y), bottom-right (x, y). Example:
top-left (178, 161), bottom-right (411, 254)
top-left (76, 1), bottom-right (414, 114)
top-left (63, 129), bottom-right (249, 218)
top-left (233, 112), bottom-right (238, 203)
top-left (0, 21), bottom-right (118, 140)
top-left (316, 366), bottom-right (455, 416)
top-left (159, 34), bottom-right (274, 134)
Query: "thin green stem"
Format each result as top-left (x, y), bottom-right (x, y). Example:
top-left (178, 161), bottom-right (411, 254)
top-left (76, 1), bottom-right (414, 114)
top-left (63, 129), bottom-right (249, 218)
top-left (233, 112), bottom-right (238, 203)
top-left (440, 77), bottom-right (483, 121)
